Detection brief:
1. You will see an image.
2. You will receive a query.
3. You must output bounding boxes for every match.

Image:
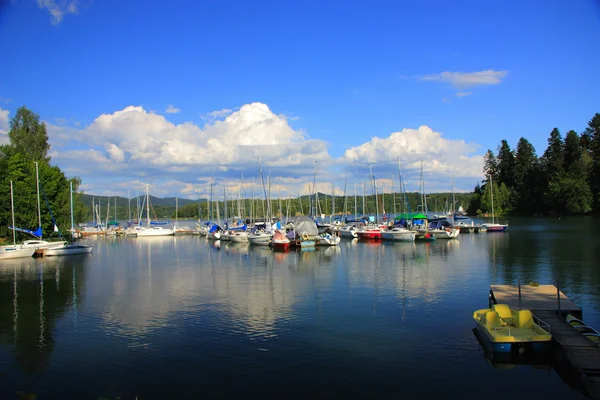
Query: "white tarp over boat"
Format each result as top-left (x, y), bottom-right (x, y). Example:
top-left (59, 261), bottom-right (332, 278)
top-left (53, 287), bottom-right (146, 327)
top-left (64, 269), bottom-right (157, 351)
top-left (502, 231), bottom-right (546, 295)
top-left (289, 216), bottom-right (318, 237)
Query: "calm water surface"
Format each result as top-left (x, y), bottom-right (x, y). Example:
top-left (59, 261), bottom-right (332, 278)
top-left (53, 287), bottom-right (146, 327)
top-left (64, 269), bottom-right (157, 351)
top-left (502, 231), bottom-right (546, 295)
top-left (1, 217), bottom-right (599, 399)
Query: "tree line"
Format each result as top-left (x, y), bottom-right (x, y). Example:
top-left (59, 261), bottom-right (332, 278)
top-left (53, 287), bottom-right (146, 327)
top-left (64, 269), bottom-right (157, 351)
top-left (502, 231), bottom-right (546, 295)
top-left (0, 106), bottom-right (84, 243)
top-left (468, 113), bottom-right (600, 216)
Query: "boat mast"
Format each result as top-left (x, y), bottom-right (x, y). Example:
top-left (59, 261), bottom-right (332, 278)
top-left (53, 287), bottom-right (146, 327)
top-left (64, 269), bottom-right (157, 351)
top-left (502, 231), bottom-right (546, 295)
top-left (105, 197), bottom-right (110, 227)
top-left (128, 191), bottom-right (131, 222)
top-left (331, 182), bottom-right (335, 220)
top-left (392, 173), bottom-right (396, 217)
top-left (10, 180), bottom-right (16, 246)
top-left (312, 161), bottom-right (318, 218)
top-left (70, 181), bottom-right (74, 235)
top-left (452, 175), bottom-right (456, 224)
top-left (420, 160), bottom-right (428, 215)
top-left (370, 164), bottom-right (379, 224)
top-left (354, 182), bottom-right (357, 221)
top-left (278, 178), bottom-right (283, 222)
top-left (490, 174), bottom-right (495, 224)
top-left (342, 174), bottom-right (348, 218)
top-left (223, 186), bottom-right (228, 225)
top-left (362, 182), bottom-right (365, 218)
top-left (35, 162), bottom-right (42, 239)
top-left (146, 184), bottom-right (150, 227)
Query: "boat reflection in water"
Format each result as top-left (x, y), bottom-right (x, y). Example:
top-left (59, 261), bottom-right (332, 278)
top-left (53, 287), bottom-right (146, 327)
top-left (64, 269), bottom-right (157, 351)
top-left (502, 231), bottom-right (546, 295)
top-left (0, 256), bottom-right (87, 376)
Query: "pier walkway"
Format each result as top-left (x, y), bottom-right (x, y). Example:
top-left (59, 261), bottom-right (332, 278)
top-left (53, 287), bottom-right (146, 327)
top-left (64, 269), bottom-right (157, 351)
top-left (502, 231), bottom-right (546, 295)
top-left (490, 284), bottom-right (600, 399)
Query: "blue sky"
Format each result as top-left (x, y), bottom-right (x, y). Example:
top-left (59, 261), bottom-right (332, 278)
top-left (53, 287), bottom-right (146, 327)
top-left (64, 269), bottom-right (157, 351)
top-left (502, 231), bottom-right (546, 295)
top-left (0, 0), bottom-right (599, 199)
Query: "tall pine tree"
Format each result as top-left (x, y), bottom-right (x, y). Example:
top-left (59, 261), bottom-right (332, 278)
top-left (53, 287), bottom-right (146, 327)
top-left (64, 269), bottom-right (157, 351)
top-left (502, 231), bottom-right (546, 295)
top-left (496, 139), bottom-right (515, 188)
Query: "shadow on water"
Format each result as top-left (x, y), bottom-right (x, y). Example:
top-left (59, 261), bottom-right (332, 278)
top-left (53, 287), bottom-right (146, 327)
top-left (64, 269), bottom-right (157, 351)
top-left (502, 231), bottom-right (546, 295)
top-left (0, 256), bottom-right (88, 374)
top-left (471, 327), bottom-right (590, 398)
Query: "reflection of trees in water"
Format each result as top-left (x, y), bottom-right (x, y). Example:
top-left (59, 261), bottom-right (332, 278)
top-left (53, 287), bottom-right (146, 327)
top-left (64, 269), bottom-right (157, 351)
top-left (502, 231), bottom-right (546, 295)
top-left (487, 217), bottom-right (600, 303)
top-left (0, 257), bottom-right (87, 374)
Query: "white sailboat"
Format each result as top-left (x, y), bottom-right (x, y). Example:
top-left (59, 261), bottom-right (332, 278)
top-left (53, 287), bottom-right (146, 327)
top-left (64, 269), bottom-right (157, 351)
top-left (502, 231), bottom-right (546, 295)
top-left (44, 181), bottom-right (94, 256)
top-left (136, 184), bottom-right (175, 237)
top-left (0, 181), bottom-right (36, 260)
top-left (12, 162), bottom-right (67, 251)
top-left (480, 174), bottom-right (508, 232)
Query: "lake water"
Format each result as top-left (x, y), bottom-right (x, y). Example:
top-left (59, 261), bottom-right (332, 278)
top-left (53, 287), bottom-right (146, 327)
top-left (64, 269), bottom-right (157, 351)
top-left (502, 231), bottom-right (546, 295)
top-left (1, 217), bottom-right (599, 399)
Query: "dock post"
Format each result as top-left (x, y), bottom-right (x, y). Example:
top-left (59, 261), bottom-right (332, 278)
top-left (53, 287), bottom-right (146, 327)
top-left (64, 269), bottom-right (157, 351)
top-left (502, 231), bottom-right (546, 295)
top-left (518, 279), bottom-right (521, 308)
top-left (556, 281), bottom-right (561, 316)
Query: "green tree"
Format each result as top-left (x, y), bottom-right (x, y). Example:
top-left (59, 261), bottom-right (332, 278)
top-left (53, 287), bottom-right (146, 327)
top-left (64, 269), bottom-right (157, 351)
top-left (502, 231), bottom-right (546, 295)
top-left (548, 173), bottom-right (592, 214)
top-left (496, 139), bottom-right (515, 188)
top-left (483, 149), bottom-right (498, 182)
top-left (563, 130), bottom-right (582, 173)
top-left (513, 137), bottom-right (540, 214)
top-left (542, 128), bottom-right (564, 179)
top-left (0, 106), bottom-right (84, 242)
top-left (584, 113), bottom-right (600, 211)
top-left (7, 106), bottom-right (51, 162)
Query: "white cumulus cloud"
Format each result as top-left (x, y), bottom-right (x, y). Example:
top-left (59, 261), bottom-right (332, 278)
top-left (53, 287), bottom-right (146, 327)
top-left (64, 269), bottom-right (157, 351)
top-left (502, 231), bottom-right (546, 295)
top-left (37, 0), bottom-right (78, 25)
top-left (0, 107), bottom-right (9, 145)
top-left (421, 69), bottom-right (508, 88)
top-left (46, 103), bottom-right (486, 196)
top-left (165, 105), bottom-right (180, 114)
top-left (47, 102), bottom-right (333, 196)
top-left (340, 125), bottom-right (483, 191)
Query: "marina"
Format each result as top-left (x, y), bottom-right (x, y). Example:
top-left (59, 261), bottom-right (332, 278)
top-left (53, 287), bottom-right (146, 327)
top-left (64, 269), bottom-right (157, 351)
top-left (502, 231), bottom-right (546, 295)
top-left (0, 216), bottom-right (598, 399)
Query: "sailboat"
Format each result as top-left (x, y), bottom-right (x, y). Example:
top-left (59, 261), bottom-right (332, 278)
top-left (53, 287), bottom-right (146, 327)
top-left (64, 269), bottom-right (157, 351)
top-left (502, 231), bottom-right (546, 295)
top-left (136, 184), bottom-right (175, 237)
top-left (44, 181), bottom-right (94, 256)
top-left (0, 181), bottom-right (36, 260)
top-left (481, 174), bottom-right (508, 232)
top-left (12, 162), bottom-right (67, 252)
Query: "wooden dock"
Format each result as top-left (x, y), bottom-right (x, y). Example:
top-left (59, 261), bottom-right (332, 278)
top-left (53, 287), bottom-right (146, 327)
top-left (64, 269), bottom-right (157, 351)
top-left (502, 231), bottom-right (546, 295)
top-left (490, 284), bottom-right (582, 317)
top-left (490, 284), bottom-right (600, 399)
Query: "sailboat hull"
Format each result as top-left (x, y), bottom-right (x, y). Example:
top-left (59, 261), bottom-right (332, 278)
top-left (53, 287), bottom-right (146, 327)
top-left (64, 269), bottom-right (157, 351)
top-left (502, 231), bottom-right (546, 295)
top-left (45, 244), bottom-right (93, 256)
top-left (0, 246), bottom-right (35, 260)
top-left (137, 227), bottom-right (175, 237)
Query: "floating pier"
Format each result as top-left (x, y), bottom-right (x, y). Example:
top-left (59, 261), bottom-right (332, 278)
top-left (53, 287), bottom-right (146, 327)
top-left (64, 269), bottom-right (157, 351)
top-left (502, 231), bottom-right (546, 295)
top-left (490, 284), bottom-right (600, 399)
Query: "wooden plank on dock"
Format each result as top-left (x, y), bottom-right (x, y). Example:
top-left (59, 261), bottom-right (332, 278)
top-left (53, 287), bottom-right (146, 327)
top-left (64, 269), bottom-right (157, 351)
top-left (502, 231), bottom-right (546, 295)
top-left (490, 284), bottom-right (581, 313)
top-left (583, 377), bottom-right (600, 399)
top-left (533, 310), bottom-right (600, 398)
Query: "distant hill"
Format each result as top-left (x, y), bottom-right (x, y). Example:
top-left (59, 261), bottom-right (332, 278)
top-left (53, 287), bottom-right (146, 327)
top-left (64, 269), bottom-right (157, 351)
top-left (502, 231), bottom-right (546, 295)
top-left (80, 194), bottom-right (202, 208)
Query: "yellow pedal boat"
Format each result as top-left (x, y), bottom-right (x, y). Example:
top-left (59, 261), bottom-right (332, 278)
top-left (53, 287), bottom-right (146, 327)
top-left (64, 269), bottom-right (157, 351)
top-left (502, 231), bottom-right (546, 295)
top-left (473, 304), bottom-right (552, 353)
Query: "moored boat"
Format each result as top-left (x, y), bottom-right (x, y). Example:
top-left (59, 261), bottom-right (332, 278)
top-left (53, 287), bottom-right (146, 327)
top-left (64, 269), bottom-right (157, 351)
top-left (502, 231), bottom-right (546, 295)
top-left (247, 230), bottom-right (272, 245)
top-left (316, 232), bottom-right (341, 246)
top-left (45, 244), bottom-right (93, 256)
top-left (1, 181), bottom-right (36, 260)
top-left (566, 314), bottom-right (600, 345)
top-left (136, 226), bottom-right (175, 237)
top-left (0, 245), bottom-right (35, 260)
top-left (381, 227), bottom-right (416, 242)
top-left (21, 239), bottom-right (68, 250)
top-left (430, 227), bottom-right (460, 239)
top-left (473, 304), bottom-right (552, 354)
top-left (356, 226), bottom-right (383, 241)
top-left (271, 230), bottom-right (290, 250)
top-left (229, 231), bottom-right (249, 243)
top-left (481, 223), bottom-right (508, 232)
top-left (415, 231), bottom-right (436, 241)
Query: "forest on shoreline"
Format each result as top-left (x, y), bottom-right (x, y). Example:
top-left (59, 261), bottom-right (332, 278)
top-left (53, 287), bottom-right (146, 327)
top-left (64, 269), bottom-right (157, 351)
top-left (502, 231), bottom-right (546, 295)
top-left (468, 112), bottom-right (600, 216)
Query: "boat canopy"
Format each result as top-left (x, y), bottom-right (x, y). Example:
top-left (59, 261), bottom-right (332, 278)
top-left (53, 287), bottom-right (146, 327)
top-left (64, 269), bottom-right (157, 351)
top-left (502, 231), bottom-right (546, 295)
top-left (9, 226), bottom-right (43, 239)
top-left (395, 213), bottom-right (428, 220)
top-left (289, 216), bottom-right (318, 236)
